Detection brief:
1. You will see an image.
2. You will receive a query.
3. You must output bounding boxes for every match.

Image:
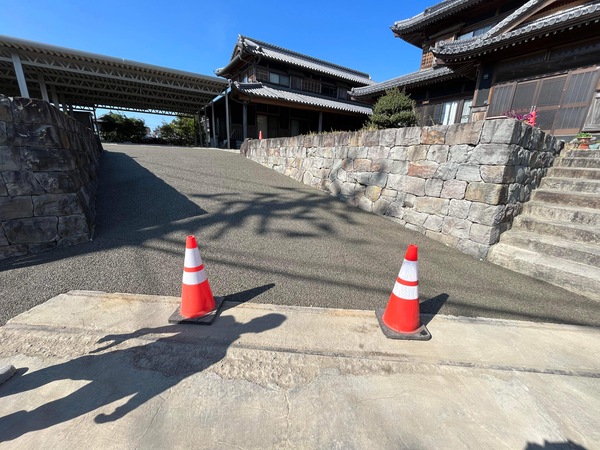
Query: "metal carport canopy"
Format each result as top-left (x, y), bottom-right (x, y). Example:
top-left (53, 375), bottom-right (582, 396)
top-left (0, 34), bottom-right (228, 116)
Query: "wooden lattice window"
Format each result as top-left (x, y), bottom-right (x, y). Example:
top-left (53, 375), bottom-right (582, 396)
top-left (302, 78), bottom-right (321, 94)
top-left (487, 67), bottom-right (599, 134)
top-left (256, 67), bottom-right (268, 82)
top-left (420, 51), bottom-right (434, 70)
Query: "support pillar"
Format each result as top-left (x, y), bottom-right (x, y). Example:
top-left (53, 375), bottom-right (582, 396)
top-left (11, 52), bottom-right (29, 98)
top-left (38, 74), bottom-right (49, 102)
top-left (225, 84), bottom-right (231, 149)
top-left (60, 95), bottom-right (68, 114)
top-left (243, 102), bottom-right (248, 140)
top-left (93, 107), bottom-right (99, 135)
top-left (50, 84), bottom-right (60, 108)
top-left (318, 111), bottom-right (323, 133)
top-left (194, 113), bottom-right (198, 147)
top-left (211, 103), bottom-right (216, 147)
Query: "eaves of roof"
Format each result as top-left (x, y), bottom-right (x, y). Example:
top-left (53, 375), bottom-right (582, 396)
top-left (433, 2), bottom-right (600, 60)
top-left (349, 66), bottom-right (460, 98)
top-left (216, 35), bottom-right (374, 86)
top-left (392, 0), bottom-right (486, 36)
top-left (232, 82), bottom-right (373, 115)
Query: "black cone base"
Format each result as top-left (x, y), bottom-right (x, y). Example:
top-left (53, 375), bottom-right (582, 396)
top-left (375, 308), bottom-right (432, 341)
top-left (169, 297), bottom-right (225, 325)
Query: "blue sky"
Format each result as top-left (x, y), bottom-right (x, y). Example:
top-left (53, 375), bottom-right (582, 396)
top-left (3, 0), bottom-right (436, 129)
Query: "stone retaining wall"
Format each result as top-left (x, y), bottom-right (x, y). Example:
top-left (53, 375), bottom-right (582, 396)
top-left (241, 119), bottom-right (562, 259)
top-left (0, 96), bottom-right (103, 260)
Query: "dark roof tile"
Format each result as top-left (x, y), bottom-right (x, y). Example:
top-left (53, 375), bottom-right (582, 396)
top-left (233, 82), bottom-right (372, 115)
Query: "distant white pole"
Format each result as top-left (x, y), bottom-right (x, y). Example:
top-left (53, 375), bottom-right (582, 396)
top-left (11, 52), bottom-right (29, 97)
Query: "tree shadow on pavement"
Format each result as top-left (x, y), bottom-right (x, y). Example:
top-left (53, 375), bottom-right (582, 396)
top-left (1, 148), bottom-right (599, 329)
top-left (0, 311), bottom-right (286, 442)
top-left (0, 150), bottom-right (359, 273)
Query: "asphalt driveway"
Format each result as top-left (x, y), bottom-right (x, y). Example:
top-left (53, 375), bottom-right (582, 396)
top-left (1, 144), bottom-right (598, 326)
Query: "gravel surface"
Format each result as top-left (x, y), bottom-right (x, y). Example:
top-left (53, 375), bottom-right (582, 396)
top-left (1, 144), bottom-right (598, 326)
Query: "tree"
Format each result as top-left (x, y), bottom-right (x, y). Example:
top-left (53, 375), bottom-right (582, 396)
top-left (154, 116), bottom-right (205, 146)
top-left (366, 89), bottom-right (418, 129)
top-left (98, 112), bottom-right (147, 143)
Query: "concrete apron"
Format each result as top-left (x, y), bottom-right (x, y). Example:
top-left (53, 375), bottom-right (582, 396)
top-left (0, 291), bottom-right (598, 449)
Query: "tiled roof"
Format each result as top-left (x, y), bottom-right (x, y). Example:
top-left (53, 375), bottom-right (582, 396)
top-left (349, 66), bottom-right (459, 98)
top-left (392, 0), bottom-right (485, 35)
top-left (434, 2), bottom-right (600, 59)
top-left (232, 82), bottom-right (373, 115)
top-left (218, 35), bottom-right (374, 85)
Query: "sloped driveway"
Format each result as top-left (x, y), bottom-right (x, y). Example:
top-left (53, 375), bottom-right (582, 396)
top-left (1, 144), bottom-right (598, 326)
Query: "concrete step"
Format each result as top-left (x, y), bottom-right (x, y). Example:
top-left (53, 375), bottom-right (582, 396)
top-left (555, 156), bottom-right (600, 168)
top-left (514, 216), bottom-right (600, 244)
top-left (522, 201), bottom-right (600, 227)
top-left (487, 243), bottom-right (600, 301)
top-left (539, 177), bottom-right (600, 193)
top-left (564, 150), bottom-right (600, 158)
top-left (546, 167), bottom-right (600, 179)
top-left (498, 230), bottom-right (600, 267)
top-left (532, 189), bottom-right (600, 210)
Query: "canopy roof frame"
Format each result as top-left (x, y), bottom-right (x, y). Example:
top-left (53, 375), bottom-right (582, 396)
top-left (0, 34), bottom-right (228, 116)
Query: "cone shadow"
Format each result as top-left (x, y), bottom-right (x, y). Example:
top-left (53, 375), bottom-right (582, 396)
top-left (221, 283), bottom-right (276, 312)
top-left (420, 293), bottom-right (449, 326)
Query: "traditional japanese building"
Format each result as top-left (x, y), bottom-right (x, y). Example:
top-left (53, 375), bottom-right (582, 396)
top-left (351, 0), bottom-right (600, 137)
top-left (208, 35), bottom-right (374, 148)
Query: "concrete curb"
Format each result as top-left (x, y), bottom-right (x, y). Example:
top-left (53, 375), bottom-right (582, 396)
top-left (1, 291), bottom-right (598, 448)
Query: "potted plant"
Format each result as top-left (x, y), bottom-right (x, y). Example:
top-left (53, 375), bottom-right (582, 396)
top-left (576, 132), bottom-right (593, 149)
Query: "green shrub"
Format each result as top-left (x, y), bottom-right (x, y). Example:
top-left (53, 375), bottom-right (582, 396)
top-left (366, 89), bottom-right (418, 129)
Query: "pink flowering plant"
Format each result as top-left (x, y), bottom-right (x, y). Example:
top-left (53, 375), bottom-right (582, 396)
top-left (503, 109), bottom-right (537, 127)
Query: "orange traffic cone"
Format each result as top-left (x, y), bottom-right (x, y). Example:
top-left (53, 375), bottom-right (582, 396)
top-left (259, 130), bottom-right (263, 140)
top-left (375, 245), bottom-right (431, 340)
top-left (169, 235), bottom-right (224, 325)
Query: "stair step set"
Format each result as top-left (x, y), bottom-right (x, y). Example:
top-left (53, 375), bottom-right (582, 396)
top-left (501, 231), bottom-right (600, 267)
top-left (488, 244), bottom-right (600, 301)
top-left (532, 189), bottom-right (600, 209)
top-left (555, 157), bottom-right (600, 168)
top-left (522, 202), bottom-right (600, 227)
top-left (540, 177), bottom-right (600, 192)
top-left (488, 149), bottom-right (600, 301)
top-left (546, 167), bottom-right (600, 179)
top-left (513, 217), bottom-right (600, 244)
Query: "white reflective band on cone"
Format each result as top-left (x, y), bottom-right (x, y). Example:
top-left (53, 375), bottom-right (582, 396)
top-left (182, 269), bottom-right (208, 285)
top-left (184, 248), bottom-right (203, 269)
top-left (392, 282), bottom-right (418, 300)
top-left (398, 259), bottom-right (418, 282)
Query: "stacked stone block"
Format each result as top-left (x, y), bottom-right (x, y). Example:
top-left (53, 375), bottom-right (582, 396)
top-left (0, 96), bottom-right (102, 260)
top-left (241, 119), bottom-right (562, 259)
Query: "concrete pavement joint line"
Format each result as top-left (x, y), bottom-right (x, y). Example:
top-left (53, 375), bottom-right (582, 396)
top-left (3, 324), bottom-right (599, 379)
top-left (55, 292), bottom-right (600, 335)
top-left (136, 394), bottom-right (167, 448)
